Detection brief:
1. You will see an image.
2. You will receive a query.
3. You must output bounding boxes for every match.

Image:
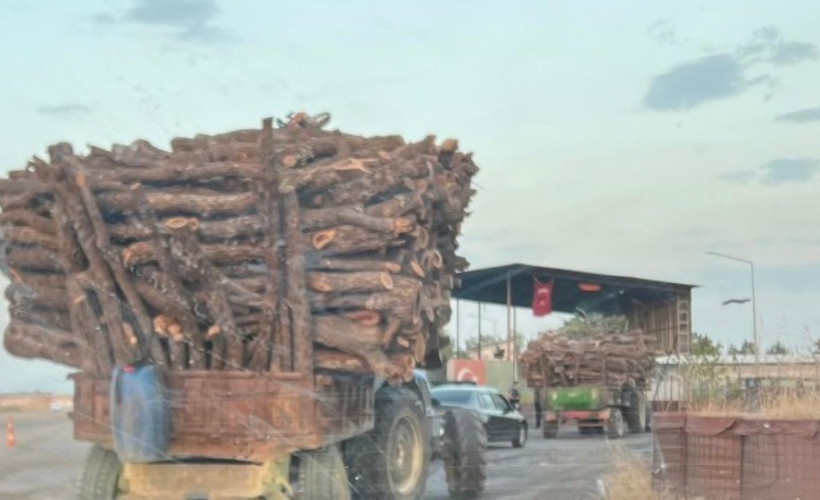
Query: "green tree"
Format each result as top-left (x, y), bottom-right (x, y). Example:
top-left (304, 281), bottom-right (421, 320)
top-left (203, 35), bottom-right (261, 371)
top-left (691, 332), bottom-right (723, 357)
top-left (684, 332), bottom-right (726, 404)
top-left (766, 341), bottom-right (789, 355)
top-left (556, 313), bottom-right (629, 339)
top-left (727, 340), bottom-right (757, 355)
top-left (464, 333), bottom-right (525, 358)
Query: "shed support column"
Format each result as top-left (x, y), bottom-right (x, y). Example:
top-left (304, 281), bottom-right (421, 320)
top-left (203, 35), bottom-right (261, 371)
top-left (506, 271), bottom-right (511, 363)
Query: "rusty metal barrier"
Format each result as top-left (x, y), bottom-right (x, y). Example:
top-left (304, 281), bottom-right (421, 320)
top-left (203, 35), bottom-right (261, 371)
top-left (653, 413), bottom-right (820, 499)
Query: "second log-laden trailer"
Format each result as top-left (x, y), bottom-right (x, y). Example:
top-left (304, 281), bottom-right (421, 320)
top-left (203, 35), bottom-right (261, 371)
top-left (0, 113), bottom-right (487, 499)
top-left (522, 331), bottom-right (656, 439)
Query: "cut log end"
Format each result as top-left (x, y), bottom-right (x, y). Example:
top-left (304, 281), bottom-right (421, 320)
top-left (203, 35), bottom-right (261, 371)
top-left (380, 273), bottom-right (394, 291)
top-left (312, 229), bottom-right (336, 250)
top-left (393, 217), bottom-right (414, 234)
top-left (164, 217), bottom-right (197, 230)
top-left (410, 261), bottom-right (425, 278)
top-left (344, 310), bottom-right (381, 327)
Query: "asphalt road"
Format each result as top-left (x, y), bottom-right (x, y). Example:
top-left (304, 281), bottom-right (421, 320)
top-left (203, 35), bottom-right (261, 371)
top-left (0, 411), bottom-right (652, 500)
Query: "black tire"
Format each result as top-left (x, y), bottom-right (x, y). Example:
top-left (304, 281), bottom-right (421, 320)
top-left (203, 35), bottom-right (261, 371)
top-left (78, 445), bottom-right (122, 500)
top-left (606, 408), bottom-right (625, 439)
top-left (295, 445), bottom-right (351, 500)
top-left (542, 421), bottom-right (558, 439)
top-left (443, 409), bottom-right (487, 499)
top-left (624, 390), bottom-right (646, 434)
top-left (512, 422), bottom-right (527, 448)
top-left (345, 386), bottom-right (430, 499)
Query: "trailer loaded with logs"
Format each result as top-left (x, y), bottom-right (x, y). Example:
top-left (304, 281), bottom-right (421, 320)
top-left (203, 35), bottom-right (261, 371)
top-left (521, 330), bottom-right (656, 439)
top-left (0, 112), bottom-right (486, 499)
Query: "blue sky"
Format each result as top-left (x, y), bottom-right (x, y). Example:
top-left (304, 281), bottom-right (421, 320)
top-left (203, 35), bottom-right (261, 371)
top-left (1, 0), bottom-right (820, 392)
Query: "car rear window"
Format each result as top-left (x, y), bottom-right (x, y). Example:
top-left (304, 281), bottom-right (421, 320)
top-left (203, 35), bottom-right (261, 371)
top-left (432, 390), bottom-right (475, 407)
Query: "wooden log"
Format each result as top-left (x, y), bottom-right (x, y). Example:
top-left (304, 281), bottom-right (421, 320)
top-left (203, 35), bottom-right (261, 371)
top-left (306, 256), bottom-right (402, 274)
top-left (323, 158), bottom-right (432, 206)
top-left (343, 310), bottom-right (381, 327)
top-left (6, 270), bottom-right (65, 292)
top-left (281, 186), bottom-right (312, 376)
top-left (0, 179), bottom-right (52, 196)
top-left (130, 184), bottom-right (204, 368)
top-left (3, 320), bottom-right (90, 370)
top-left (0, 210), bottom-right (56, 235)
top-left (96, 189), bottom-right (256, 217)
top-left (364, 192), bottom-right (424, 218)
top-left (309, 280), bottom-right (421, 325)
top-left (308, 271), bottom-right (393, 293)
top-left (5, 282), bottom-right (67, 311)
top-left (279, 157), bottom-right (374, 192)
top-left (247, 117), bottom-right (279, 372)
top-left (84, 160), bottom-right (265, 184)
top-left (122, 240), bottom-right (266, 267)
top-left (133, 265), bottom-right (203, 368)
top-left (29, 158), bottom-right (86, 273)
top-left (301, 205), bottom-right (413, 234)
top-left (195, 287), bottom-right (241, 370)
top-left (382, 318), bottom-right (402, 349)
top-left (108, 208), bottom-right (410, 243)
top-left (65, 273), bottom-right (112, 374)
top-left (68, 161), bottom-right (160, 362)
top-left (314, 348), bottom-right (412, 379)
top-left (46, 144), bottom-right (136, 363)
top-left (313, 315), bottom-right (404, 381)
top-left (160, 220), bottom-right (244, 368)
top-left (309, 225), bottom-right (402, 254)
top-left (2, 226), bottom-right (60, 251)
top-left (3, 247), bottom-right (63, 272)
top-left (9, 302), bottom-right (70, 331)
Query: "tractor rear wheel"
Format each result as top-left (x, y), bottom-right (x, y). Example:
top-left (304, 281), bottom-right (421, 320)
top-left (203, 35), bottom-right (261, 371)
top-left (606, 408), bottom-right (625, 439)
top-left (442, 409), bottom-right (487, 499)
top-left (345, 386), bottom-right (430, 499)
top-left (542, 421), bottom-right (558, 438)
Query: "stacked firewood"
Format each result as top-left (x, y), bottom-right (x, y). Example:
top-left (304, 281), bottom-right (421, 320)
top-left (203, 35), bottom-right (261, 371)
top-left (0, 113), bottom-right (477, 384)
top-left (521, 330), bottom-right (656, 389)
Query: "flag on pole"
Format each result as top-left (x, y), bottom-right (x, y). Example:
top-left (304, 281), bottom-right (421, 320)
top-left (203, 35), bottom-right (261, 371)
top-left (532, 278), bottom-right (553, 316)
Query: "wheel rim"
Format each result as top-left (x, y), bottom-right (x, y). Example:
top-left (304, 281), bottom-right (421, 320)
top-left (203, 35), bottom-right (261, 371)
top-left (388, 414), bottom-right (424, 495)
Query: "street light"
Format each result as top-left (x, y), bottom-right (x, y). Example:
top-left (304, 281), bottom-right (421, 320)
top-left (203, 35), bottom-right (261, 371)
top-left (705, 251), bottom-right (759, 369)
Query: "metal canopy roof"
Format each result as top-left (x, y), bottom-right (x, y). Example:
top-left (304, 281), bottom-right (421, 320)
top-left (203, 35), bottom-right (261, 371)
top-left (453, 263), bottom-right (696, 315)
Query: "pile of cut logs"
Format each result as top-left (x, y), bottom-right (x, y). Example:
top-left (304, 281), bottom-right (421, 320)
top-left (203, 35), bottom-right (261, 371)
top-left (0, 113), bottom-right (477, 384)
top-left (521, 330), bottom-right (656, 389)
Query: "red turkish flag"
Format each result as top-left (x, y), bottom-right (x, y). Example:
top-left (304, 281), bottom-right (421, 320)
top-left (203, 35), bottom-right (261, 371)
top-left (532, 279), bottom-right (553, 317)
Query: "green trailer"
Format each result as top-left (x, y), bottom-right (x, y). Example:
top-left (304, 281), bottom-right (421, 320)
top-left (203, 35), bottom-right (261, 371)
top-left (541, 384), bottom-right (650, 439)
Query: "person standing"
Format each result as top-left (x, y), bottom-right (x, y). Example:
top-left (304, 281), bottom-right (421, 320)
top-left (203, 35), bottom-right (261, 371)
top-left (509, 381), bottom-right (521, 410)
top-left (533, 388), bottom-right (543, 428)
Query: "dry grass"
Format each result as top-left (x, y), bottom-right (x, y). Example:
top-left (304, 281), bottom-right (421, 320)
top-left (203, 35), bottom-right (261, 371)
top-left (687, 390), bottom-right (820, 420)
top-left (604, 447), bottom-right (656, 500)
top-left (758, 391), bottom-right (820, 419)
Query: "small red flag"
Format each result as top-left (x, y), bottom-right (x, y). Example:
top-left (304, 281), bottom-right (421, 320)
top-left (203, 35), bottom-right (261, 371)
top-left (532, 279), bottom-right (553, 317)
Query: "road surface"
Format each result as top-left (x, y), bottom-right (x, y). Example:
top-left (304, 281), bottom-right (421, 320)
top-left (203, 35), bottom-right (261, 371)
top-left (0, 411), bottom-right (651, 499)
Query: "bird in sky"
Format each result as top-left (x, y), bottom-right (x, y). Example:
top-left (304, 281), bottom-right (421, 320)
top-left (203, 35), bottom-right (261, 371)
top-left (722, 298), bottom-right (751, 305)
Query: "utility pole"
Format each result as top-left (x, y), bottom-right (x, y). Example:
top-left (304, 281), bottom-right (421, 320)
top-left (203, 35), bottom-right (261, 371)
top-left (706, 251), bottom-right (759, 375)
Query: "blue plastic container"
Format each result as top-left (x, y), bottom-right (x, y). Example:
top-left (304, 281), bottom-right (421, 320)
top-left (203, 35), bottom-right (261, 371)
top-left (109, 364), bottom-right (171, 462)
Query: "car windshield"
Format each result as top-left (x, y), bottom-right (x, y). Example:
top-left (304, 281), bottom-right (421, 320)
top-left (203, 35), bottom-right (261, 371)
top-left (431, 390), bottom-right (476, 408)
